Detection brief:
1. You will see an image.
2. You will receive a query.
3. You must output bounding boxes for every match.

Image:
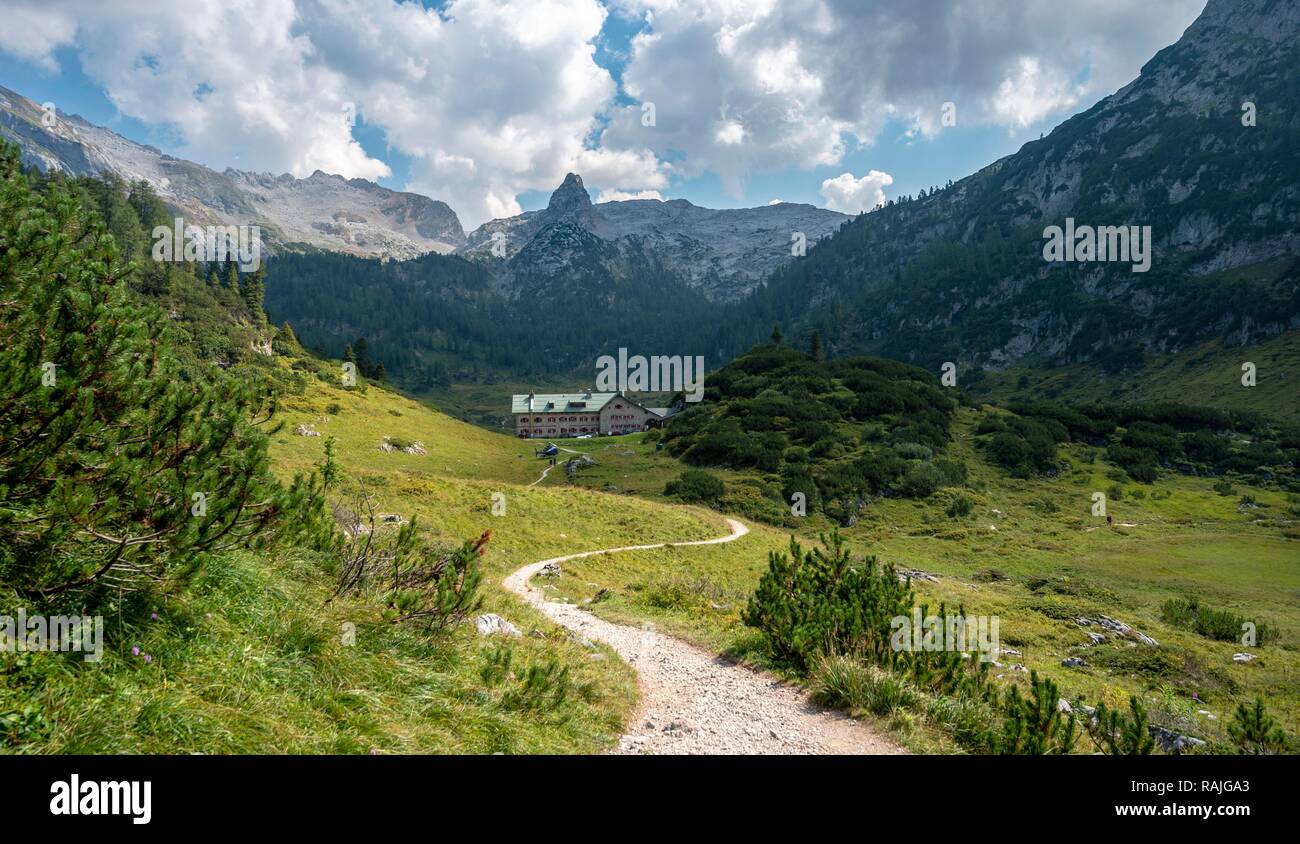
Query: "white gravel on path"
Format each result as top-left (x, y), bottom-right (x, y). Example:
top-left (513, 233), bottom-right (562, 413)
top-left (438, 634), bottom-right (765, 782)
top-left (502, 517), bottom-right (904, 755)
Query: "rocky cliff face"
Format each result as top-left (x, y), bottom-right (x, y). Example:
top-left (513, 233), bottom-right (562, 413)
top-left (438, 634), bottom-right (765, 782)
top-left (0, 85), bottom-right (465, 259)
top-left (459, 173), bottom-right (849, 302)
top-left (736, 0), bottom-right (1300, 371)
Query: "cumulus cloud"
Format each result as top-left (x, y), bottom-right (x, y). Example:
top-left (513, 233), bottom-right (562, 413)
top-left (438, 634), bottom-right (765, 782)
top-left (0, 0), bottom-right (1205, 224)
top-left (600, 0), bottom-right (1204, 195)
top-left (0, 0), bottom-right (668, 226)
top-left (820, 170), bottom-right (894, 214)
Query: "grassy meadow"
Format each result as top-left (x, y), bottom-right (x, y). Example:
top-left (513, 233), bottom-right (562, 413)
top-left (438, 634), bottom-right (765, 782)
top-left (5, 366), bottom-right (735, 754)
top-left (535, 407), bottom-right (1300, 748)
top-left (9, 361), bottom-right (1295, 755)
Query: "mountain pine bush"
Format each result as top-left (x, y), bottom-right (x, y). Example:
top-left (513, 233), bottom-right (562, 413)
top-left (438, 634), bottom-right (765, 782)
top-left (742, 531), bottom-right (912, 671)
top-left (0, 141), bottom-right (330, 607)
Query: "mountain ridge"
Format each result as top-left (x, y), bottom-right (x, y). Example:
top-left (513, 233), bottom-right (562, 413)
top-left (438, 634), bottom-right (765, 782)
top-left (0, 84), bottom-right (466, 259)
top-left (722, 0), bottom-right (1300, 382)
top-left (458, 172), bottom-right (850, 302)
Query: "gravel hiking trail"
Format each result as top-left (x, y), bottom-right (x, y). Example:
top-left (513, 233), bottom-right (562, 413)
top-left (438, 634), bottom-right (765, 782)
top-left (502, 517), bottom-right (903, 755)
top-left (528, 464), bottom-right (553, 487)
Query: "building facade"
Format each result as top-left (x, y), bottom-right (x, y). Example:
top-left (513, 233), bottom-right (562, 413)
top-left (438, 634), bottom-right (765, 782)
top-left (511, 391), bottom-right (681, 438)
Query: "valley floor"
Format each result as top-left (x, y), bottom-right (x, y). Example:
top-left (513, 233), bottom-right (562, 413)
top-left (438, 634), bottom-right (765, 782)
top-left (11, 368), bottom-right (1294, 754)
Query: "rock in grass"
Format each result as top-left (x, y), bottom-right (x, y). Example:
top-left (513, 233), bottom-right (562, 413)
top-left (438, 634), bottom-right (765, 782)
top-left (475, 613), bottom-right (521, 637)
top-left (1148, 725), bottom-right (1207, 754)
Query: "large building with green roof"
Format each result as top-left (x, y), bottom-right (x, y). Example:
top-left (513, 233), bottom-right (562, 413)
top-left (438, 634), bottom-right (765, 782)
top-left (511, 391), bottom-right (682, 438)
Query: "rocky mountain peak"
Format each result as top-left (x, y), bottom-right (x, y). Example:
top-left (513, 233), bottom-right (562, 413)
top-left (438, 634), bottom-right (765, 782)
top-left (546, 173), bottom-right (592, 215)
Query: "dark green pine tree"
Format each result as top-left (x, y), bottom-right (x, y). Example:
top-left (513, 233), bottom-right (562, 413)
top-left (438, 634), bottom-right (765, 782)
top-left (225, 260), bottom-right (241, 295)
top-left (353, 337), bottom-right (374, 378)
top-left (242, 265), bottom-right (266, 323)
top-left (274, 319), bottom-right (301, 351)
top-left (809, 330), bottom-right (824, 363)
top-left (771, 325), bottom-right (783, 346)
top-left (1229, 698), bottom-right (1287, 754)
top-left (0, 140), bottom-right (333, 606)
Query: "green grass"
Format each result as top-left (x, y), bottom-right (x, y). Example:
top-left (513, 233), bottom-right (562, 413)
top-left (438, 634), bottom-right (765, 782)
top-left (10, 364), bottom-right (1296, 753)
top-left (4, 367), bottom-right (733, 755)
top-left (2, 548), bottom-right (636, 754)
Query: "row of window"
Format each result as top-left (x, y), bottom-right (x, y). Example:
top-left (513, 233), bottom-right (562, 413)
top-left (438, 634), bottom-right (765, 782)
top-left (518, 415), bottom-right (599, 424)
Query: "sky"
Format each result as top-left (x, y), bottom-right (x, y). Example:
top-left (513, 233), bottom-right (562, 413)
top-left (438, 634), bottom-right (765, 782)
top-left (0, 0), bottom-right (1207, 229)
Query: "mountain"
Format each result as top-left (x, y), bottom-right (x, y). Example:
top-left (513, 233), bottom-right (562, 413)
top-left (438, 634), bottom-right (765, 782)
top-left (261, 172), bottom-right (845, 387)
top-left (459, 173), bottom-right (849, 302)
top-left (0, 84), bottom-right (465, 258)
top-left (726, 0), bottom-right (1300, 391)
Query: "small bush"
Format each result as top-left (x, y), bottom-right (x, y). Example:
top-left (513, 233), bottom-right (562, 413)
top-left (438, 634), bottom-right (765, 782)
top-left (743, 532), bottom-right (912, 671)
top-left (1229, 698), bottom-right (1288, 754)
top-left (663, 470), bottom-right (726, 503)
top-left (1160, 597), bottom-right (1270, 645)
top-left (945, 494), bottom-right (974, 519)
top-left (812, 656), bottom-right (917, 717)
top-left (898, 462), bottom-right (944, 498)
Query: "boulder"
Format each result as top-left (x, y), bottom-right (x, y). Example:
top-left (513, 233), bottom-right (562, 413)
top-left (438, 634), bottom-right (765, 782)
top-left (1148, 724), bottom-right (1207, 754)
top-left (474, 613), bottom-right (521, 638)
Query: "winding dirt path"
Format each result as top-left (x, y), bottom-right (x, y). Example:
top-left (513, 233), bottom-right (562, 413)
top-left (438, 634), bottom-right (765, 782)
top-left (528, 464), bottom-right (553, 487)
top-left (502, 517), bottom-right (903, 755)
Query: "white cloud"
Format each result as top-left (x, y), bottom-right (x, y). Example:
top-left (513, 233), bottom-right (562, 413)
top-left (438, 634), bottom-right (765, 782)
top-left (0, 6), bottom-right (75, 72)
top-left (714, 120), bottom-right (746, 145)
top-left (0, 0), bottom-right (668, 227)
top-left (0, 0), bottom-right (1205, 223)
top-left (596, 188), bottom-right (663, 202)
top-left (993, 58), bottom-right (1083, 129)
top-left (0, 0), bottom-right (391, 182)
top-left (601, 0), bottom-right (1204, 195)
top-left (820, 170), bottom-right (893, 214)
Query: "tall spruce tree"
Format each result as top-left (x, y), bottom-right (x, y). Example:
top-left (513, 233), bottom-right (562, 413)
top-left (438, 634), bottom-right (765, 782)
top-left (242, 265), bottom-right (266, 323)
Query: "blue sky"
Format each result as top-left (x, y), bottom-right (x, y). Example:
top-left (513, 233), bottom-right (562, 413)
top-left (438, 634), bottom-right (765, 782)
top-left (0, 0), bottom-right (1204, 224)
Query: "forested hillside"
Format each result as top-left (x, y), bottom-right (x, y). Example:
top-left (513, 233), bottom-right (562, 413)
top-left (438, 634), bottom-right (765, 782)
top-left (263, 243), bottom-right (724, 388)
top-left (712, 0), bottom-right (1300, 383)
